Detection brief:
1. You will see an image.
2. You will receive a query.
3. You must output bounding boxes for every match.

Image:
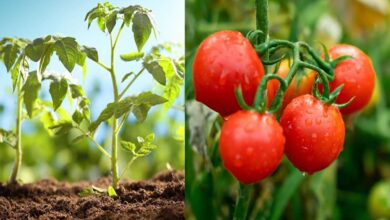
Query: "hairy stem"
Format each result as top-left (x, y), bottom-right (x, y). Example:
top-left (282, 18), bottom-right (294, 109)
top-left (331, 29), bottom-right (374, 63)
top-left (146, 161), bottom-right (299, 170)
top-left (8, 80), bottom-right (23, 184)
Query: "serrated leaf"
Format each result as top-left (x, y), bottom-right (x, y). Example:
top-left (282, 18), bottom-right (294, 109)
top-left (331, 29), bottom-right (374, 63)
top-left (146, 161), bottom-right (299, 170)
top-left (120, 52), bottom-right (144, 62)
top-left (82, 46), bottom-right (99, 62)
top-left (132, 12), bottom-right (152, 51)
top-left (114, 97), bottom-right (135, 118)
top-left (22, 71), bottom-right (41, 118)
top-left (121, 141), bottom-right (136, 152)
top-left (121, 72), bottom-right (133, 82)
top-left (144, 61), bottom-right (166, 85)
top-left (20, 56), bottom-right (29, 81)
top-left (49, 78), bottom-right (68, 110)
top-left (3, 44), bottom-right (19, 71)
top-left (54, 37), bottom-right (79, 72)
top-left (39, 43), bottom-right (54, 74)
top-left (106, 11), bottom-right (117, 33)
top-left (107, 186), bottom-right (117, 197)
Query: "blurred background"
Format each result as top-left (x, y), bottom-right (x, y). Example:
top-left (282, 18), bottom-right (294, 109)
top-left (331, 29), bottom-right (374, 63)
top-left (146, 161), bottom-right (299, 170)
top-left (185, 0), bottom-right (390, 219)
top-left (0, 0), bottom-right (184, 182)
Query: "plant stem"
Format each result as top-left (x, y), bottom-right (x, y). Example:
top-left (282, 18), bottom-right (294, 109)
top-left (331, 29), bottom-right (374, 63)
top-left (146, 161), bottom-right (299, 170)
top-left (119, 157), bottom-right (136, 179)
top-left (118, 67), bottom-right (145, 99)
top-left (8, 80), bottom-right (23, 184)
top-left (75, 127), bottom-right (111, 159)
top-left (109, 33), bottom-right (120, 188)
top-left (233, 183), bottom-right (253, 220)
top-left (256, 0), bottom-right (269, 44)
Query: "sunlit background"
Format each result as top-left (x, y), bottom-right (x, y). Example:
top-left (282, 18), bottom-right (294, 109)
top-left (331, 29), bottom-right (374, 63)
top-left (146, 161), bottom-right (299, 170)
top-left (0, 0), bottom-right (184, 182)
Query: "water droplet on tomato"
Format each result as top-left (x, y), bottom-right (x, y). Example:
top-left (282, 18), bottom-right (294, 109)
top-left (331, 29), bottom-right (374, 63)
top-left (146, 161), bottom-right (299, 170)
top-left (235, 155), bottom-right (243, 167)
top-left (244, 123), bottom-right (256, 132)
top-left (306, 109), bottom-right (313, 114)
top-left (312, 133), bottom-right (317, 138)
top-left (305, 119), bottom-right (313, 125)
top-left (246, 147), bottom-right (254, 154)
top-left (302, 172), bottom-right (307, 176)
top-left (315, 118), bottom-right (321, 124)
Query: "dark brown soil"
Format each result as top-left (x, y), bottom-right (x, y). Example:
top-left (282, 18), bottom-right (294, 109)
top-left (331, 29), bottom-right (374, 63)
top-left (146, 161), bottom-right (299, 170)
top-left (0, 171), bottom-right (184, 220)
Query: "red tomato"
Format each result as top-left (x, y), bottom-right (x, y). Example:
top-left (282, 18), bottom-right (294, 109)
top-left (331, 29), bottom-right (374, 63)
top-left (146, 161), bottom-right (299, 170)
top-left (193, 31), bottom-right (274, 117)
top-left (219, 111), bottom-right (285, 184)
top-left (270, 60), bottom-right (316, 110)
top-left (280, 94), bottom-right (345, 174)
top-left (324, 44), bottom-right (376, 114)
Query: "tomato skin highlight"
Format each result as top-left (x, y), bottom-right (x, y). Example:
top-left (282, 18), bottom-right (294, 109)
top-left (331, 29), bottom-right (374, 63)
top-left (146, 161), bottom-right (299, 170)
top-left (280, 94), bottom-right (345, 174)
top-left (271, 60), bottom-right (316, 111)
top-left (192, 31), bottom-right (274, 117)
top-left (219, 111), bottom-right (285, 184)
top-left (326, 44), bottom-right (376, 115)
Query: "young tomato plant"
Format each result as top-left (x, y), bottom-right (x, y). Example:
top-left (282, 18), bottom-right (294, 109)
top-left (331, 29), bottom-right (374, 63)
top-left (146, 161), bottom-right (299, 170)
top-left (191, 0), bottom-right (376, 219)
top-left (0, 36), bottom-right (88, 184)
top-left (48, 2), bottom-right (184, 190)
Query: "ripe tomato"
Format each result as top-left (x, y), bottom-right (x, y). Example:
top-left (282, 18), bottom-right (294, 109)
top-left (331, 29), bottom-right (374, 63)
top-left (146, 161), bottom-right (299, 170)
top-left (280, 94), bottom-right (345, 174)
top-left (192, 31), bottom-right (274, 117)
top-left (324, 44), bottom-right (376, 115)
top-left (219, 111), bottom-right (285, 184)
top-left (271, 60), bottom-right (316, 111)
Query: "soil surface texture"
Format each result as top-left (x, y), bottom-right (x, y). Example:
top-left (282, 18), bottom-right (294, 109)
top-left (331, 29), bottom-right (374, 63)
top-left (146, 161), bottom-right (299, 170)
top-left (0, 171), bottom-right (184, 220)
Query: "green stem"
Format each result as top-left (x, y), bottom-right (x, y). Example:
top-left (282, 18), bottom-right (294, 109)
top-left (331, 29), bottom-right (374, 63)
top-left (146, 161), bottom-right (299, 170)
top-left (118, 67), bottom-right (145, 99)
top-left (75, 127), bottom-right (111, 159)
top-left (8, 79), bottom-right (23, 184)
top-left (119, 157), bottom-right (136, 179)
top-left (233, 183), bottom-right (253, 220)
top-left (256, 0), bottom-right (269, 44)
top-left (109, 33), bottom-right (120, 188)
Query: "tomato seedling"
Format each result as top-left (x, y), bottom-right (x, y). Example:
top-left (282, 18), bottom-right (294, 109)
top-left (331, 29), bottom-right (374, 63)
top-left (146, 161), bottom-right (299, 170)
top-left (48, 2), bottom-right (184, 190)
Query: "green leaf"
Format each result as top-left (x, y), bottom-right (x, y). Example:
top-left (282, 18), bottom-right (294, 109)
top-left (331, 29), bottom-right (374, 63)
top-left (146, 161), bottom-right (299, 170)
top-left (0, 128), bottom-right (17, 148)
top-left (72, 110), bottom-right (84, 124)
top-left (121, 72), bottom-right (133, 82)
top-left (120, 52), bottom-right (144, 62)
top-left (20, 56), bottom-right (29, 81)
top-left (10, 55), bottom-right (22, 91)
top-left (49, 78), bottom-right (68, 110)
top-left (81, 46), bottom-right (99, 62)
top-left (3, 44), bottom-right (19, 71)
top-left (132, 12), bottom-right (153, 51)
top-left (54, 37), bottom-right (79, 72)
top-left (40, 111), bottom-right (56, 136)
top-left (97, 17), bottom-right (106, 32)
top-left (132, 104), bottom-right (150, 123)
top-left (49, 121), bottom-right (74, 135)
top-left (22, 71), bottom-right (41, 118)
top-left (38, 43), bottom-right (54, 74)
top-left (144, 61), bottom-right (166, 85)
top-left (114, 97), bottom-right (135, 118)
top-left (106, 11), bottom-right (117, 33)
top-left (144, 133), bottom-right (154, 143)
top-left (135, 91), bottom-right (167, 105)
top-left (25, 38), bottom-right (45, 62)
top-left (78, 187), bottom-right (96, 197)
top-left (69, 84), bottom-right (85, 98)
top-left (71, 134), bottom-right (87, 143)
top-left (107, 186), bottom-right (117, 197)
top-left (89, 103), bottom-right (116, 132)
top-left (163, 75), bottom-right (182, 109)
top-left (121, 140), bottom-right (136, 152)
top-left (269, 168), bottom-right (304, 220)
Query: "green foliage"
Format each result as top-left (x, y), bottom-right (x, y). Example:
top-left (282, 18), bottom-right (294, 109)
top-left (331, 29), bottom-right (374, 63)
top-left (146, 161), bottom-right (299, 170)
top-left (22, 71), bottom-right (41, 118)
top-left (0, 129), bottom-right (17, 148)
top-left (49, 78), bottom-right (68, 110)
top-left (120, 52), bottom-right (144, 61)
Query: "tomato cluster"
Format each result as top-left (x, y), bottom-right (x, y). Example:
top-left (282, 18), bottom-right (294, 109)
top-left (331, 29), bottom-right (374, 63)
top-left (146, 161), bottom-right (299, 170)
top-left (193, 31), bottom-right (376, 184)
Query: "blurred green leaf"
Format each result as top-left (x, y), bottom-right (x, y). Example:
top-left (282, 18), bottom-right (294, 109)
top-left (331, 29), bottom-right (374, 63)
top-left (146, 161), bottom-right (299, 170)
top-left (132, 12), bottom-right (153, 51)
top-left (22, 71), bottom-right (41, 118)
top-left (49, 78), bottom-right (68, 110)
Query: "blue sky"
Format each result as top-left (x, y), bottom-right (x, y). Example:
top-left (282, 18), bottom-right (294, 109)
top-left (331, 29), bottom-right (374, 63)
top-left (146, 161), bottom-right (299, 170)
top-left (0, 0), bottom-right (184, 132)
